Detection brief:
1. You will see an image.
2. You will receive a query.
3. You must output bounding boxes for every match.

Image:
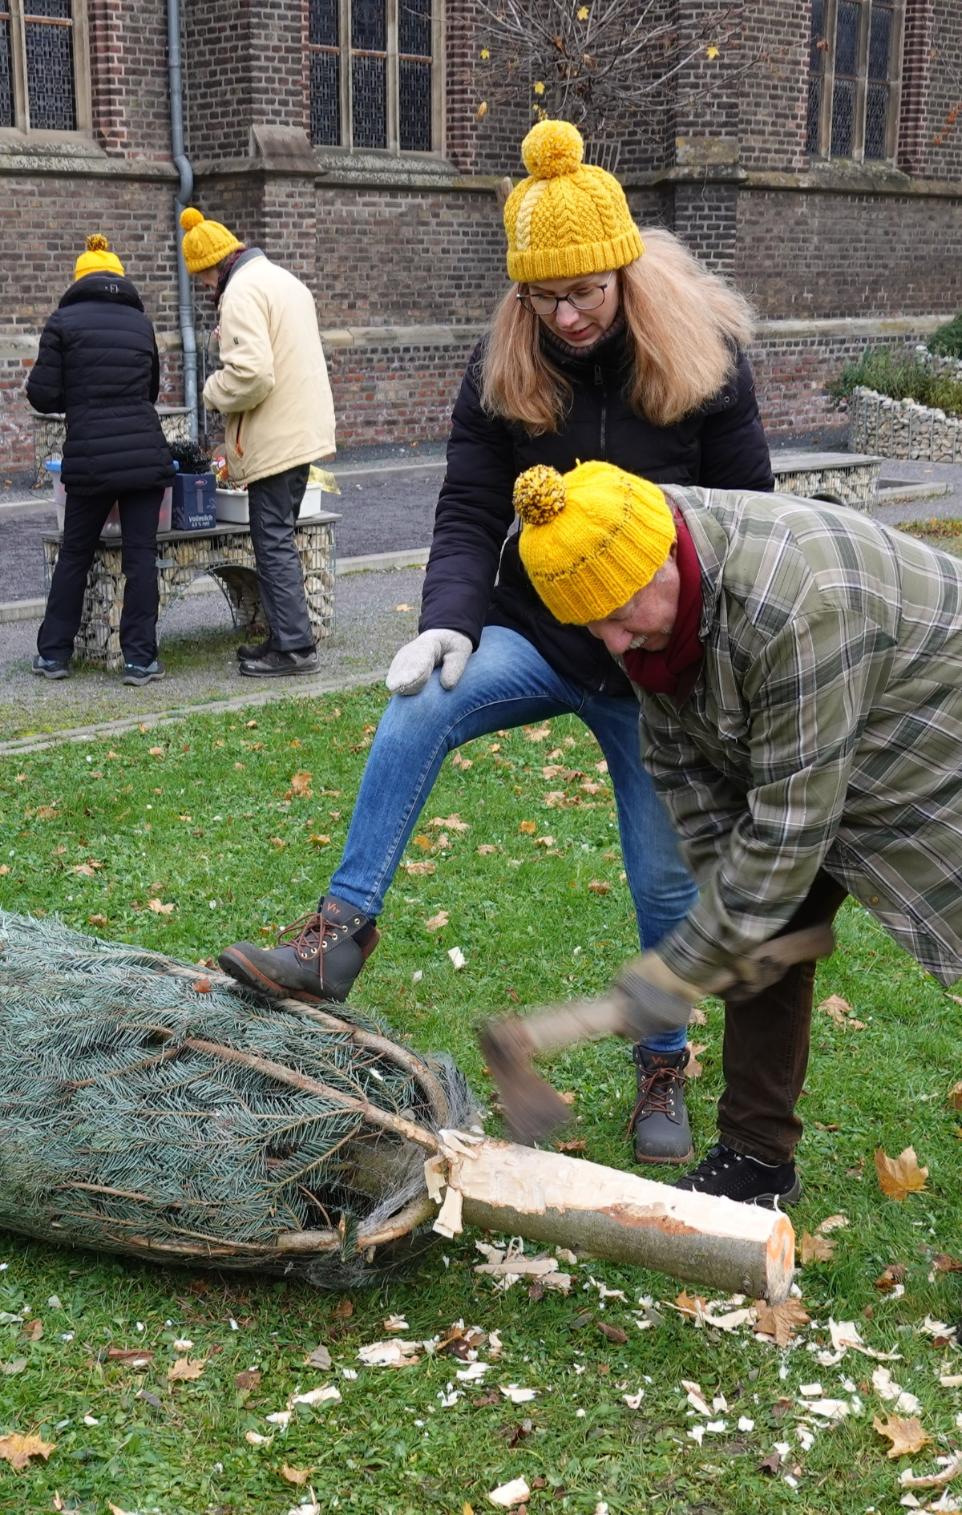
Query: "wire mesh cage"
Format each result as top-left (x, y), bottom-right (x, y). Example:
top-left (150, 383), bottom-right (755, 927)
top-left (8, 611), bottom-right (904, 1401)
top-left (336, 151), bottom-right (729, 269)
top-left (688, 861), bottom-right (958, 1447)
top-left (0, 912), bottom-right (476, 1289)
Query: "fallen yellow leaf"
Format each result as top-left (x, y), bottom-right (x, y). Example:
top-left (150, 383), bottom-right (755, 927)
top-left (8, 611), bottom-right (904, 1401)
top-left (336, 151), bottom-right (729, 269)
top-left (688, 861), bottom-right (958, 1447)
top-left (800, 1231), bottom-right (835, 1264)
top-left (288, 770), bottom-right (313, 798)
top-left (518, 820), bottom-right (537, 835)
top-left (147, 898), bottom-right (175, 915)
top-left (0, 1432), bottom-right (55, 1471)
top-left (168, 1356), bottom-right (206, 1383)
top-left (754, 1297), bottom-right (810, 1346)
top-left (875, 1146), bottom-right (928, 1200)
top-left (872, 1412), bottom-right (931, 1458)
top-left (281, 1463), bottom-right (314, 1485)
top-left (425, 911), bottom-right (449, 932)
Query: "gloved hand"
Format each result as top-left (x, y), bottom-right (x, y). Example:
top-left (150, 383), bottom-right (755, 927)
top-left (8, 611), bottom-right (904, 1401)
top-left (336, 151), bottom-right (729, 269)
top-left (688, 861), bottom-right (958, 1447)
top-left (386, 628), bottom-right (473, 697)
top-left (611, 950), bottom-right (708, 1043)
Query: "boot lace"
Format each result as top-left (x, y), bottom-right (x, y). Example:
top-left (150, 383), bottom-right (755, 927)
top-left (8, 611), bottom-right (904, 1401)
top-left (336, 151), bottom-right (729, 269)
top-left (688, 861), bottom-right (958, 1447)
top-left (276, 910), bottom-right (352, 961)
top-left (626, 1058), bottom-right (685, 1134)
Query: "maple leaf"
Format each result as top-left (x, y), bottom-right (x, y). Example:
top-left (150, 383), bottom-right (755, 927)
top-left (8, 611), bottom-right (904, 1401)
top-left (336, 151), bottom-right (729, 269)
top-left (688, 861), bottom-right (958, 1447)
top-left (402, 861), bottom-right (436, 876)
top-left (425, 911), bottom-right (449, 932)
top-left (429, 814), bottom-right (469, 831)
top-left (524, 723), bottom-right (551, 741)
top-left (875, 1146), bottom-right (928, 1200)
top-left (587, 879), bottom-right (611, 894)
top-left (872, 1412), bottom-right (931, 1458)
top-left (816, 1213), bottom-right (849, 1233)
top-left (287, 770), bottom-right (313, 799)
top-left (281, 1464), bottom-right (315, 1485)
top-left (754, 1297), bottom-right (810, 1346)
top-left (800, 1231), bottom-right (835, 1264)
top-left (167, 1356), bottom-right (206, 1382)
top-left (817, 993), bottom-right (866, 1029)
top-left (518, 820), bottom-right (537, 835)
top-left (0, 1432), bottom-right (55, 1471)
top-left (147, 898), bottom-right (175, 915)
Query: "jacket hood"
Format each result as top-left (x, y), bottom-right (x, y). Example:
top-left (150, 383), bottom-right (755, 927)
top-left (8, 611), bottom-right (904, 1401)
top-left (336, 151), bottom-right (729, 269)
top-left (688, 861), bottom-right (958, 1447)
top-left (59, 274), bottom-right (145, 313)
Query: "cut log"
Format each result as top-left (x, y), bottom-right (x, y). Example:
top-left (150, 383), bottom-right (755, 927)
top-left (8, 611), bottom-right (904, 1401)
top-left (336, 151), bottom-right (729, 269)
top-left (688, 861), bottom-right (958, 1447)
top-left (438, 1134), bottom-right (794, 1303)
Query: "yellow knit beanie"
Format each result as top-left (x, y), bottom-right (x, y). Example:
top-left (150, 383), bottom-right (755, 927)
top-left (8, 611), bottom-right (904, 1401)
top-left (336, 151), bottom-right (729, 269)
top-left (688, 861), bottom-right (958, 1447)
top-left (179, 207), bottom-right (244, 275)
top-left (74, 234), bottom-right (125, 281)
top-left (503, 120), bottom-right (644, 283)
top-left (514, 460), bottom-right (675, 624)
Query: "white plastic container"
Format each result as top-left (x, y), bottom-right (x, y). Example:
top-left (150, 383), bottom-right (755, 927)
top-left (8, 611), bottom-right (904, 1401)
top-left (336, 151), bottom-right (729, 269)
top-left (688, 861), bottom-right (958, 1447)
top-left (215, 482), bottom-right (323, 525)
top-left (45, 460), bottom-right (171, 533)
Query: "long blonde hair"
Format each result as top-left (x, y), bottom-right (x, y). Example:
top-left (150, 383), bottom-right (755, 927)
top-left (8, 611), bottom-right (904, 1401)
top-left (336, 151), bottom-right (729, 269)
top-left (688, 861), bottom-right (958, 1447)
top-left (480, 227), bottom-right (756, 432)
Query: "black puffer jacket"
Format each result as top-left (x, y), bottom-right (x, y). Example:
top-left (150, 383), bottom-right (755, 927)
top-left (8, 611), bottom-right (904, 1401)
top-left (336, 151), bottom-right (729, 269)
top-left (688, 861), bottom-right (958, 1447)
top-left (419, 328), bottom-right (774, 695)
top-left (27, 274), bottom-right (174, 496)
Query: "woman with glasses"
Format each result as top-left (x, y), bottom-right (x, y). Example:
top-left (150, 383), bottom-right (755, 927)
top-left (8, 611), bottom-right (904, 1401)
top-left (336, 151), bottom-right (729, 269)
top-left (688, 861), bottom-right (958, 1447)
top-left (219, 118), bottom-right (774, 1174)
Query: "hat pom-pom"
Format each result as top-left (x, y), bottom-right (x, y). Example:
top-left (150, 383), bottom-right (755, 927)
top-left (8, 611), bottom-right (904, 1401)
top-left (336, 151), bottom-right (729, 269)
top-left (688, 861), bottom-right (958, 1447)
top-left (179, 207), bottom-right (205, 232)
top-left (513, 464), bottom-right (567, 526)
top-left (85, 233), bottom-right (109, 253)
top-left (521, 119), bottom-right (584, 179)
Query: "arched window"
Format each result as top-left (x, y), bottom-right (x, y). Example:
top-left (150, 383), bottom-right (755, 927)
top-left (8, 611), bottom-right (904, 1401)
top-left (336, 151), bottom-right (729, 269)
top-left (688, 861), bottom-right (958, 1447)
top-left (309, 0), bottom-right (439, 152)
top-left (0, 0), bottom-right (88, 132)
top-left (806, 0), bottom-right (904, 161)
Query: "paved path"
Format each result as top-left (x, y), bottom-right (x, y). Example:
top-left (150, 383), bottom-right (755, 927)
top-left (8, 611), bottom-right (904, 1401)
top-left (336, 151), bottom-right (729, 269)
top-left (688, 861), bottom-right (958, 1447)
top-left (3, 447), bottom-right (959, 751)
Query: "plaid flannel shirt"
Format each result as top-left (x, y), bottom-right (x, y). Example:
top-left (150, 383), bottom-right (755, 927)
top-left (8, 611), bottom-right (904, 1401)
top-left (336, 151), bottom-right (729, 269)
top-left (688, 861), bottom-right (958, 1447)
top-left (640, 486), bottom-right (962, 989)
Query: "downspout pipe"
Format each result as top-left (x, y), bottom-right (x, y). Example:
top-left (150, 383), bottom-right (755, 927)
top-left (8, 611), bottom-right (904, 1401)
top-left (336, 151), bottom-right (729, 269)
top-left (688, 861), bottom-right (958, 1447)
top-left (167, 0), bottom-right (199, 442)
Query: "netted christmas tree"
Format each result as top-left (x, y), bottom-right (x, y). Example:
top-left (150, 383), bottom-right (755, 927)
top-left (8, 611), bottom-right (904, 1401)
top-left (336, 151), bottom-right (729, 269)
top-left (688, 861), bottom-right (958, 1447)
top-left (0, 911), bottom-right (475, 1288)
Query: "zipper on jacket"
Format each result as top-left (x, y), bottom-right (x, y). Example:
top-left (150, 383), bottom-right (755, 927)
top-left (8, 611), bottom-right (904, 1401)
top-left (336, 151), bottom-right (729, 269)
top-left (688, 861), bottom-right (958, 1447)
top-left (594, 364), bottom-right (607, 457)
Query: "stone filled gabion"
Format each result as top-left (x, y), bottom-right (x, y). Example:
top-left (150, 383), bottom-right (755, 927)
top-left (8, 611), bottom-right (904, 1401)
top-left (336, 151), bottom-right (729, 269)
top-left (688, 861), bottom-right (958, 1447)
top-left (849, 385), bottom-right (962, 463)
top-left (0, 911), bottom-right (476, 1288)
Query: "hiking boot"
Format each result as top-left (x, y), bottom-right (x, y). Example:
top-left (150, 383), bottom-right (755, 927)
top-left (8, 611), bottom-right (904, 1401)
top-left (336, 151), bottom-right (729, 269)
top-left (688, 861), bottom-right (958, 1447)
top-left (674, 1143), bottom-right (802, 1207)
top-left (238, 647), bottom-right (318, 678)
top-left (628, 1046), bottom-right (693, 1165)
top-left (218, 894), bottom-right (379, 1004)
top-left (122, 660), bottom-right (165, 686)
top-left (236, 634), bottom-right (273, 661)
top-left (32, 654), bottom-right (70, 679)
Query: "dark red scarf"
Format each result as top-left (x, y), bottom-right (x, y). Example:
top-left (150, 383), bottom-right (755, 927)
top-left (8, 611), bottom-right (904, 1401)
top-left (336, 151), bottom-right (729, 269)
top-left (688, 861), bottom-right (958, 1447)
top-left (622, 509), bottom-right (704, 698)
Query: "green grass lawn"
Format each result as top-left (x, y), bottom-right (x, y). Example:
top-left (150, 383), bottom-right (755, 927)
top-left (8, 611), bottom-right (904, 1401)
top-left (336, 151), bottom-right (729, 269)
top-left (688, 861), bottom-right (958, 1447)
top-left (0, 690), bottom-right (960, 1515)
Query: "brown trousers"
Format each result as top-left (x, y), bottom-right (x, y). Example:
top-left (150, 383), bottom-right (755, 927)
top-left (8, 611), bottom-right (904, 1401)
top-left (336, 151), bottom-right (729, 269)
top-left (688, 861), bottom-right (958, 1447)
top-left (718, 870), bottom-right (850, 1164)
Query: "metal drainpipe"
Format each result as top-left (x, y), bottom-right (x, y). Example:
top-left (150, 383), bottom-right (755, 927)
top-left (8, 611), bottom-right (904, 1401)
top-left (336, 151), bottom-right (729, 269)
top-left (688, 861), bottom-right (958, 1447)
top-left (167, 0), bottom-right (199, 442)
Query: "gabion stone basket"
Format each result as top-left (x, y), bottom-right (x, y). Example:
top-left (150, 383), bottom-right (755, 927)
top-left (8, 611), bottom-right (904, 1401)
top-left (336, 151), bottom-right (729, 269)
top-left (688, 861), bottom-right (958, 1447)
top-left (0, 911), bottom-right (475, 1289)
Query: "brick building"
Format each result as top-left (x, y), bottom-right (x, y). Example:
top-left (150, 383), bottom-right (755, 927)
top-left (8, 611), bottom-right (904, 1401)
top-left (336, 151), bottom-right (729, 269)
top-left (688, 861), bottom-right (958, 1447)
top-left (1, 0), bottom-right (961, 480)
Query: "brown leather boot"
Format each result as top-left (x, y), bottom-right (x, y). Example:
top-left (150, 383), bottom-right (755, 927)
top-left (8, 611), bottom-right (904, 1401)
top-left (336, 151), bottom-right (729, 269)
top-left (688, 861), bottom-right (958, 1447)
top-left (218, 895), bottom-right (379, 1003)
top-left (628, 1046), bottom-right (693, 1165)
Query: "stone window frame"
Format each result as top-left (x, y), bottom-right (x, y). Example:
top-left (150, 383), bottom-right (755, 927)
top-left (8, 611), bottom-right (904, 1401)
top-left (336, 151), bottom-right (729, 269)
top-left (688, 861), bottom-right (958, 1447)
top-left (308, 0), bottom-right (444, 156)
top-left (0, 0), bottom-right (90, 135)
top-left (807, 0), bottom-right (905, 163)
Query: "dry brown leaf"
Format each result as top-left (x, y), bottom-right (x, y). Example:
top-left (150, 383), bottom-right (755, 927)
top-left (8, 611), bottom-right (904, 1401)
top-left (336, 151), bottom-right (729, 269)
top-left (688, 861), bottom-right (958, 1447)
top-left (148, 745), bottom-right (165, 757)
top-left (167, 1356), bottom-right (205, 1382)
top-left (524, 723), bottom-right (552, 741)
top-left (332, 1297), bottom-right (354, 1320)
top-left (817, 993), bottom-right (866, 1030)
top-left (518, 820), bottom-right (537, 835)
top-left (402, 861), bottom-right (436, 876)
top-left (596, 1322), bottom-right (628, 1344)
top-left (0, 1432), bottom-right (55, 1471)
top-left (872, 1412), bottom-right (931, 1458)
top-left (800, 1231), bottom-right (835, 1264)
top-left (147, 898), bottom-right (175, 915)
top-left (106, 1347), bottom-right (154, 1366)
top-left (554, 1138), bottom-right (586, 1153)
top-left (587, 879), bottom-right (611, 895)
top-left (949, 1081), bottom-right (962, 1111)
top-left (22, 1319), bottom-right (43, 1341)
top-left (816, 1213), bottom-right (849, 1233)
top-left (476, 844), bottom-right (497, 855)
top-left (933, 1252), bottom-right (962, 1273)
top-left (287, 770), bottom-right (313, 799)
top-left (280, 1463), bottom-right (314, 1485)
top-left (758, 1449), bottom-right (782, 1475)
top-left (429, 814), bottom-right (469, 832)
top-left (901, 1455), bottom-right (962, 1490)
top-left (873, 1263), bottom-right (907, 1291)
top-left (685, 1042), bottom-right (706, 1080)
top-left (424, 911), bottom-right (449, 932)
top-left (35, 805), bottom-right (58, 820)
top-left (305, 1343), bottom-right (332, 1370)
top-left (234, 1369), bottom-right (262, 1390)
top-left (875, 1146), bottom-right (928, 1200)
top-left (674, 1290), bottom-right (709, 1319)
top-left (754, 1297), bottom-right (810, 1346)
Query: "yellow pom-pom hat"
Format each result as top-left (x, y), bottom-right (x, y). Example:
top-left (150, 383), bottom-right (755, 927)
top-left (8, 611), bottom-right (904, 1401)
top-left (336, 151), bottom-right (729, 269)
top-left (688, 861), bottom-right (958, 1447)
top-left (179, 206), bottom-right (243, 275)
top-left (503, 120), bottom-right (644, 284)
top-left (73, 234), bottom-right (125, 281)
top-left (513, 460), bottom-right (675, 624)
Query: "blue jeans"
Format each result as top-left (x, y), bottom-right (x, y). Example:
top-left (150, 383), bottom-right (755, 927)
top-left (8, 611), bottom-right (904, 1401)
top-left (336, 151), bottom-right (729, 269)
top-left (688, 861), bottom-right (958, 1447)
top-left (330, 625), bottom-right (696, 1055)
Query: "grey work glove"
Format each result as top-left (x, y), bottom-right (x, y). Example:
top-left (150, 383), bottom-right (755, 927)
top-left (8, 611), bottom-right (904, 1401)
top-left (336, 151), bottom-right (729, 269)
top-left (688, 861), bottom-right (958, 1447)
top-left (386, 628), bottom-right (473, 696)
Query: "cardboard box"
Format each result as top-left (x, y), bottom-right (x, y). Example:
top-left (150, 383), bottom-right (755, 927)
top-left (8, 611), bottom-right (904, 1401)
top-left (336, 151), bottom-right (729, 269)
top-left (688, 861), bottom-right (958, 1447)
top-left (172, 472), bottom-right (216, 530)
top-left (215, 482), bottom-right (324, 524)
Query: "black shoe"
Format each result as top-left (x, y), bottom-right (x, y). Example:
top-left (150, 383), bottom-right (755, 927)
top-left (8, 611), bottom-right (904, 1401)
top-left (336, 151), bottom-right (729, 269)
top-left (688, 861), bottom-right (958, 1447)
top-left (236, 635), bottom-right (273, 661)
top-left (218, 894), bottom-right (379, 1003)
top-left (32, 654), bottom-right (70, 679)
top-left (629, 1046), bottom-right (693, 1164)
top-left (122, 660), bottom-right (165, 686)
top-left (674, 1143), bottom-right (801, 1206)
top-left (238, 647), bottom-right (318, 678)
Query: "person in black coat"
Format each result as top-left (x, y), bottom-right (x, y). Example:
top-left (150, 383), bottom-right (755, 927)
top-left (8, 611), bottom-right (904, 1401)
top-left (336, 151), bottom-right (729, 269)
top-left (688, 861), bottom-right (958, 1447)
top-left (219, 120), bottom-right (774, 1173)
top-left (27, 234), bottom-right (174, 685)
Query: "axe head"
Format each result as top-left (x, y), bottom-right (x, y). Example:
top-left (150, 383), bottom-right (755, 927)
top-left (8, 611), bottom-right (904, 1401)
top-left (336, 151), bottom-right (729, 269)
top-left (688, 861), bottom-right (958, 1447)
top-left (479, 1018), bottom-right (574, 1146)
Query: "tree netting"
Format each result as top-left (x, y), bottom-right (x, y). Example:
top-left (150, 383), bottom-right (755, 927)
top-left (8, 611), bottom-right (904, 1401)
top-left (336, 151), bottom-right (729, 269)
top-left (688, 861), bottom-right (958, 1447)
top-left (0, 911), bottom-right (477, 1288)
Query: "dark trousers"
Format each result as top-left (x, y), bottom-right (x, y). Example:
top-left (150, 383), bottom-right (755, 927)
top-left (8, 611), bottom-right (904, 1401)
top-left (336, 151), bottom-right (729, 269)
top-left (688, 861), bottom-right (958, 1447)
top-left (718, 869), bottom-right (850, 1165)
top-left (38, 486), bottom-right (162, 668)
top-left (247, 462), bottom-right (314, 652)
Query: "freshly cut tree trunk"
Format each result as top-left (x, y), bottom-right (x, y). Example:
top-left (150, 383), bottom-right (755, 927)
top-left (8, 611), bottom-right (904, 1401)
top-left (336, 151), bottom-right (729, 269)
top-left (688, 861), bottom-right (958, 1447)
top-left (441, 1136), bottom-right (795, 1303)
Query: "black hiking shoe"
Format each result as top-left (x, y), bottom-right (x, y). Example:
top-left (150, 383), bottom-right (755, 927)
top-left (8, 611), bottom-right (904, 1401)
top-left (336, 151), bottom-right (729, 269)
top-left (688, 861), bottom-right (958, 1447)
top-left (238, 647), bottom-right (318, 677)
top-left (674, 1143), bottom-right (801, 1206)
top-left (122, 660), bottom-right (165, 686)
top-left (629, 1046), bottom-right (693, 1165)
top-left (236, 635), bottom-right (273, 661)
top-left (32, 654), bottom-right (70, 679)
top-left (218, 894), bottom-right (379, 1004)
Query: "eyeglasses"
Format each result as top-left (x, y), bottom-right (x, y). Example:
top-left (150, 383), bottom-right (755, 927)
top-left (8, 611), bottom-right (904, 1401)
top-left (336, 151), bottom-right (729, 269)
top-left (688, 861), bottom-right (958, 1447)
top-left (516, 276), bottom-right (613, 317)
